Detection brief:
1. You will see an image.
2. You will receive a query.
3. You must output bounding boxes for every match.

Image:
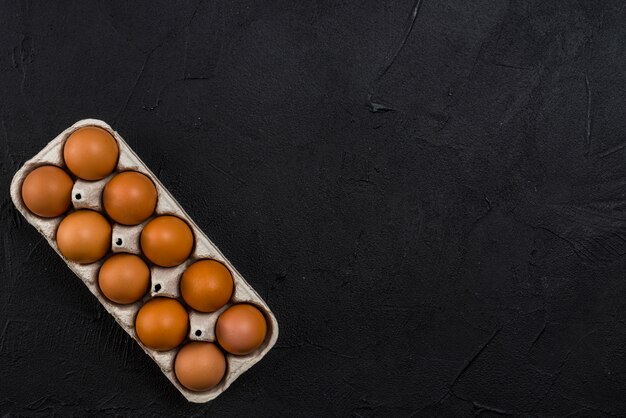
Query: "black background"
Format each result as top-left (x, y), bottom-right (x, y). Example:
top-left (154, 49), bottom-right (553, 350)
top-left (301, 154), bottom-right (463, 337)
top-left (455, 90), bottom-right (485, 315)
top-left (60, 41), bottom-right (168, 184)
top-left (2, 1), bottom-right (626, 416)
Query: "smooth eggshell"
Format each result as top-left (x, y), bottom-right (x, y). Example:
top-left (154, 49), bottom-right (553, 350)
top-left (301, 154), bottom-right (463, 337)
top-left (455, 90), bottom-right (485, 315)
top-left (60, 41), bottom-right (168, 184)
top-left (180, 260), bottom-right (233, 312)
top-left (216, 304), bottom-right (267, 356)
top-left (63, 126), bottom-right (119, 180)
top-left (98, 253), bottom-right (150, 304)
top-left (140, 215), bottom-right (193, 267)
top-left (56, 210), bottom-right (111, 264)
top-left (174, 342), bottom-right (226, 391)
top-left (135, 297), bottom-right (189, 351)
top-left (21, 165), bottom-right (73, 218)
top-left (103, 171), bottom-right (157, 225)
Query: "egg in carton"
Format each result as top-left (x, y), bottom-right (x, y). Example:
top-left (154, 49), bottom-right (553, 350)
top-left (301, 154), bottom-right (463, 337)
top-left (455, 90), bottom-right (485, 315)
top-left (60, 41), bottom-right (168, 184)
top-left (9, 119), bottom-right (279, 403)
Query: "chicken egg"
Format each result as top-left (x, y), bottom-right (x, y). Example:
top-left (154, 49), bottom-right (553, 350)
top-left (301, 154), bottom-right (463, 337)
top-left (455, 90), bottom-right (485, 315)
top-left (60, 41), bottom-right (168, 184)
top-left (135, 297), bottom-right (188, 351)
top-left (63, 126), bottom-right (118, 180)
top-left (56, 210), bottom-right (111, 264)
top-left (216, 304), bottom-right (267, 355)
top-left (180, 260), bottom-right (233, 312)
top-left (103, 171), bottom-right (157, 225)
top-left (174, 342), bottom-right (226, 392)
top-left (140, 215), bottom-right (193, 267)
top-left (98, 253), bottom-right (150, 304)
top-left (21, 165), bottom-right (73, 218)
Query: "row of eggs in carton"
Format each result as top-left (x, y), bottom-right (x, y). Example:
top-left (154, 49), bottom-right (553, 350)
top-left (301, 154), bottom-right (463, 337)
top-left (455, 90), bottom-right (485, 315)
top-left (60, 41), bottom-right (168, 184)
top-left (18, 125), bottom-right (269, 394)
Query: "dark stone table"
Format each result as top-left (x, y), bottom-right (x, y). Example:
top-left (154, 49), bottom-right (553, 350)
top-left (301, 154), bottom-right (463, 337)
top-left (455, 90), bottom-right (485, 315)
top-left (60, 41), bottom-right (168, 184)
top-left (1, 1), bottom-right (625, 416)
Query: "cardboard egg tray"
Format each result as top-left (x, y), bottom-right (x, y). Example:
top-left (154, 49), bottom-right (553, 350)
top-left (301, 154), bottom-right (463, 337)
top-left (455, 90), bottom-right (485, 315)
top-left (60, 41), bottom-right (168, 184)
top-left (9, 119), bottom-right (279, 403)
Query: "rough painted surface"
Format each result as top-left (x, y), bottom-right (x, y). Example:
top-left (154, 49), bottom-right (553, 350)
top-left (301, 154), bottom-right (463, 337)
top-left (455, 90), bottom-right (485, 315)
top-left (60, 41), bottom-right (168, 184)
top-left (1, 1), bottom-right (625, 416)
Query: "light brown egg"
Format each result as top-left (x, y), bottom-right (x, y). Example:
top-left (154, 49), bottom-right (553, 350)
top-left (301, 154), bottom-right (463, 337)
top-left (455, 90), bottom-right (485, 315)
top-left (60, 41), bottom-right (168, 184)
top-left (63, 126), bottom-right (118, 180)
top-left (140, 216), bottom-right (193, 267)
top-left (174, 342), bottom-right (226, 392)
top-left (21, 165), bottom-right (73, 218)
top-left (56, 210), bottom-right (111, 264)
top-left (180, 260), bottom-right (233, 312)
top-left (216, 304), bottom-right (267, 355)
top-left (103, 171), bottom-right (157, 225)
top-left (135, 297), bottom-right (189, 351)
top-left (98, 253), bottom-right (150, 304)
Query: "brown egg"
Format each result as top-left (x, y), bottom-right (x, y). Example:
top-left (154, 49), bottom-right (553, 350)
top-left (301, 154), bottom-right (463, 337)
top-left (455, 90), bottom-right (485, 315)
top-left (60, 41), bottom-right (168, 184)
top-left (63, 126), bottom-right (118, 180)
top-left (140, 216), bottom-right (193, 267)
top-left (98, 253), bottom-right (150, 304)
top-left (21, 165), bottom-right (73, 218)
top-left (180, 260), bottom-right (233, 312)
top-left (135, 298), bottom-right (189, 351)
top-left (56, 210), bottom-right (111, 264)
top-left (216, 304), bottom-right (267, 355)
top-left (174, 342), bottom-right (226, 391)
top-left (103, 171), bottom-right (157, 225)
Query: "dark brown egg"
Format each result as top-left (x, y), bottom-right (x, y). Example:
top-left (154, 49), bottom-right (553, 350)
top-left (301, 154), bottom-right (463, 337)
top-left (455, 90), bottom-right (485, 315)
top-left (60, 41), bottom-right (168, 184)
top-left (63, 126), bottom-right (118, 180)
top-left (21, 165), bottom-right (73, 218)
top-left (103, 171), bottom-right (157, 225)
top-left (98, 253), bottom-right (150, 304)
top-left (135, 297), bottom-right (189, 351)
top-left (216, 304), bottom-right (267, 355)
top-left (56, 210), bottom-right (111, 264)
top-left (140, 216), bottom-right (193, 267)
top-left (174, 342), bottom-right (226, 391)
top-left (180, 260), bottom-right (233, 312)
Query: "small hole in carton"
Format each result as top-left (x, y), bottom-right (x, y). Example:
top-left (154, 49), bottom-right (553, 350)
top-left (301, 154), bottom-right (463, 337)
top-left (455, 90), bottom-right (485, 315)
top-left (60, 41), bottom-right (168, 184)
top-left (115, 238), bottom-right (122, 246)
top-left (195, 330), bottom-right (202, 337)
top-left (154, 284), bottom-right (161, 292)
top-left (75, 193), bottom-right (82, 200)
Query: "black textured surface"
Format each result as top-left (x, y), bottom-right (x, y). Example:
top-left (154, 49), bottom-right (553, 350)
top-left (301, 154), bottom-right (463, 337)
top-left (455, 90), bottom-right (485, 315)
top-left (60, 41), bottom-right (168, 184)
top-left (2, 1), bottom-right (626, 416)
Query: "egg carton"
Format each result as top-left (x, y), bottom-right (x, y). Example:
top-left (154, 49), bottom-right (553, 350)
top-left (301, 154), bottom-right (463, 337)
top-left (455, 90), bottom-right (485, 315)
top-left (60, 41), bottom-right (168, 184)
top-left (9, 119), bottom-right (279, 403)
